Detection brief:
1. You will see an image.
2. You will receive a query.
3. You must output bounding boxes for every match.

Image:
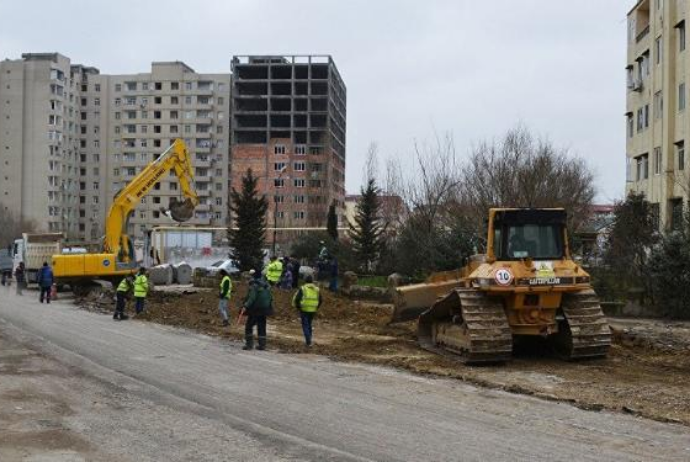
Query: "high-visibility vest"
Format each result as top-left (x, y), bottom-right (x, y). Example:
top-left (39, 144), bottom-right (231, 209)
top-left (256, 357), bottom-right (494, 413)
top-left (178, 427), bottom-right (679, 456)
top-left (299, 283), bottom-right (320, 313)
top-left (266, 260), bottom-right (283, 283)
top-left (117, 278), bottom-right (131, 293)
top-left (220, 275), bottom-right (232, 299)
top-left (134, 275), bottom-right (149, 298)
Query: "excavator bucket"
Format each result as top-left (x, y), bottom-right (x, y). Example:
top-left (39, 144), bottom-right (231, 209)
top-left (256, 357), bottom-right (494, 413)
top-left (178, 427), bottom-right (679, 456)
top-left (389, 270), bottom-right (466, 324)
top-left (168, 197), bottom-right (196, 222)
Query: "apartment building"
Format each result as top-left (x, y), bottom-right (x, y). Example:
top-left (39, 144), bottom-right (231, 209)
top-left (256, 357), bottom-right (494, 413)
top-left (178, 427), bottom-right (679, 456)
top-left (230, 55), bottom-right (347, 241)
top-left (626, 0), bottom-right (690, 230)
top-left (0, 53), bottom-right (230, 241)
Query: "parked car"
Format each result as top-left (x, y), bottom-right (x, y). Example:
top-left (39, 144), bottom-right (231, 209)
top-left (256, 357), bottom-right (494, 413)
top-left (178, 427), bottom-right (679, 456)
top-left (201, 259), bottom-right (240, 277)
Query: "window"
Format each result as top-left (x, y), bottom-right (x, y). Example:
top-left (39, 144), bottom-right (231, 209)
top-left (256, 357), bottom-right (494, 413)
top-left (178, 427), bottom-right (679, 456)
top-left (126, 111), bottom-right (136, 119)
top-left (656, 36), bottom-right (663, 65)
top-left (94, 84), bottom-right (101, 92)
top-left (654, 91), bottom-right (663, 119)
top-left (215, 183), bottom-right (222, 191)
top-left (171, 82), bottom-right (179, 90)
top-left (184, 124), bottom-right (191, 133)
top-left (155, 82), bottom-right (162, 91)
top-left (94, 97), bottom-right (100, 106)
top-left (115, 98), bottom-right (121, 106)
top-left (126, 82), bottom-right (137, 91)
top-left (170, 110), bottom-right (179, 119)
top-left (294, 162), bottom-right (306, 171)
top-left (274, 178), bottom-right (285, 188)
top-left (170, 182), bottom-right (178, 191)
top-left (216, 125), bottom-right (223, 134)
top-left (677, 141), bottom-right (685, 170)
top-left (93, 181), bottom-right (100, 190)
top-left (274, 162), bottom-right (287, 171)
top-left (679, 20), bottom-right (686, 52)
top-left (115, 112), bottom-right (121, 120)
top-left (217, 97), bottom-right (224, 105)
top-left (636, 154), bottom-right (649, 181)
top-left (294, 179), bottom-right (305, 188)
top-left (295, 145), bottom-right (306, 155)
top-left (185, 96), bottom-right (192, 105)
top-left (274, 145), bottom-right (286, 155)
top-left (680, 83), bottom-right (686, 111)
top-left (294, 195), bottom-right (305, 204)
top-left (141, 125), bottom-right (148, 134)
top-left (670, 198), bottom-right (684, 230)
top-left (654, 147), bottom-right (662, 175)
top-left (171, 96), bottom-right (179, 105)
top-left (113, 168), bottom-right (120, 176)
top-left (170, 125), bottom-right (178, 134)
top-left (142, 82), bottom-right (149, 91)
top-left (293, 211), bottom-right (305, 220)
top-left (126, 96), bottom-right (136, 105)
top-left (154, 111), bottom-right (162, 119)
top-left (154, 96), bottom-right (162, 105)
top-left (644, 104), bottom-right (650, 128)
top-left (115, 84), bottom-right (121, 92)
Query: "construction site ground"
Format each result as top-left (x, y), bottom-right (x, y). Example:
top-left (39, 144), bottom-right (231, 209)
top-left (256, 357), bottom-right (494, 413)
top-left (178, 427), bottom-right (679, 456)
top-left (78, 281), bottom-right (690, 427)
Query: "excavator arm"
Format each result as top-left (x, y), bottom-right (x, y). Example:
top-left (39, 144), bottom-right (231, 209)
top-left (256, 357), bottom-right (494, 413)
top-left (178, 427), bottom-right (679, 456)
top-left (105, 139), bottom-right (199, 262)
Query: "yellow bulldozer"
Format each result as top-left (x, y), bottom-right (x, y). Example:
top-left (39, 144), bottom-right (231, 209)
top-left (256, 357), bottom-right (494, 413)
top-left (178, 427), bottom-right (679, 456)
top-left (391, 208), bottom-right (611, 363)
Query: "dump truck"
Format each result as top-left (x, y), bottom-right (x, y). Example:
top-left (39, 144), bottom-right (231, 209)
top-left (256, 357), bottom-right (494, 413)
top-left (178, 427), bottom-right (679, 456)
top-left (52, 139), bottom-right (198, 294)
top-left (391, 208), bottom-right (611, 363)
top-left (12, 233), bottom-right (64, 286)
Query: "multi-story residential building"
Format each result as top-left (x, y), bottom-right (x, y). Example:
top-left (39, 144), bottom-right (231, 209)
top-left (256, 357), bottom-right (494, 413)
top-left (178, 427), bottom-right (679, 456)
top-left (230, 55), bottom-right (347, 243)
top-left (627, 0), bottom-right (690, 230)
top-left (0, 54), bottom-right (230, 241)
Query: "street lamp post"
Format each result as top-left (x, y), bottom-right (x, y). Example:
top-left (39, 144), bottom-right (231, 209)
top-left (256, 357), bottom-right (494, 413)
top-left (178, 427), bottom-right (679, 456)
top-left (272, 166), bottom-right (287, 255)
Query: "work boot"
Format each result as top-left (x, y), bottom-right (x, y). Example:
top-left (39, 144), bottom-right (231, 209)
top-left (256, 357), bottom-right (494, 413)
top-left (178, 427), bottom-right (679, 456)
top-left (243, 336), bottom-right (254, 351)
top-left (257, 337), bottom-right (267, 351)
top-left (113, 312), bottom-right (120, 320)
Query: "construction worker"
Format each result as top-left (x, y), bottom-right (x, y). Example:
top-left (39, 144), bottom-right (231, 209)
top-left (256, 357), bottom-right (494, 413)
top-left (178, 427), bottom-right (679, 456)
top-left (114, 275), bottom-right (133, 320)
top-left (218, 269), bottom-right (232, 327)
top-left (37, 262), bottom-right (54, 304)
top-left (292, 275), bottom-right (322, 347)
top-left (264, 255), bottom-right (283, 287)
top-left (133, 267), bottom-right (150, 314)
top-left (14, 262), bottom-right (25, 296)
top-left (241, 270), bottom-right (273, 350)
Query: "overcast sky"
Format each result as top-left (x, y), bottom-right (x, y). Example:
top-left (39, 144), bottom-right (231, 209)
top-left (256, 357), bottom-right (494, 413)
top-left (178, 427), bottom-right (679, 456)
top-left (0, 0), bottom-right (630, 203)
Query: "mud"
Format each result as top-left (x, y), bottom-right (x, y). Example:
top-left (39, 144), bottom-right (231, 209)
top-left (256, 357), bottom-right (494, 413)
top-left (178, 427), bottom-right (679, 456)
top-left (78, 282), bottom-right (690, 426)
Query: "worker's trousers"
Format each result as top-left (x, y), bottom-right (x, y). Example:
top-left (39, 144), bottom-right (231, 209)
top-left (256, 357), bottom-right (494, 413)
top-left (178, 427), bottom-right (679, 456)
top-left (116, 292), bottom-right (127, 314)
top-left (244, 315), bottom-right (267, 347)
top-left (39, 286), bottom-right (51, 303)
top-left (135, 297), bottom-right (145, 314)
top-left (218, 298), bottom-right (229, 321)
top-left (300, 311), bottom-right (315, 346)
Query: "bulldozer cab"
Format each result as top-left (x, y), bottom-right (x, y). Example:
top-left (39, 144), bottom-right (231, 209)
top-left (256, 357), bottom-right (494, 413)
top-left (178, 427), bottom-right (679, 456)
top-left (488, 209), bottom-right (567, 262)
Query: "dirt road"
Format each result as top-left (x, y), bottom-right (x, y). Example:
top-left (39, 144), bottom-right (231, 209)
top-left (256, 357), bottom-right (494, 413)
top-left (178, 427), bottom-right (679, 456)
top-left (2, 287), bottom-right (690, 461)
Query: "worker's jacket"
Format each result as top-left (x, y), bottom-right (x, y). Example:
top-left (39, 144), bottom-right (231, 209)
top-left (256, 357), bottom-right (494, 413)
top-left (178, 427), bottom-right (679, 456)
top-left (116, 278), bottom-right (132, 293)
top-left (133, 275), bottom-right (149, 298)
top-left (265, 260), bottom-right (283, 283)
top-left (219, 275), bottom-right (232, 299)
top-left (37, 266), bottom-right (54, 288)
top-left (243, 278), bottom-right (274, 316)
top-left (292, 283), bottom-right (321, 313)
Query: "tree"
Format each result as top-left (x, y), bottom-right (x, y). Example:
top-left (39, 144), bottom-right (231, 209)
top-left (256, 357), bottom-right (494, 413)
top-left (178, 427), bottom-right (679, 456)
top-left (327, 202), bottom-right (338, 242)
top-left (0, 204), bottom-right (37, 249)
top-left (228, 169), bottom-right (268, 272)
top-left (648, 228), bottom-right (690, 318)
top-left (460, 126), bottom-right (595, 235)
top-left (348, 178), bottom-right (387, 273)
top-left (603, 192), bottom-right (658, 301)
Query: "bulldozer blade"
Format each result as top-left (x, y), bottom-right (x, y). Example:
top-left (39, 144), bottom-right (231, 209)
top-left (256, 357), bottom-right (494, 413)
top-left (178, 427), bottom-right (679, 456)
top-left (168, 197), bottom-right (195, 222)
top-left (389, 278), bottom-right (465, 324)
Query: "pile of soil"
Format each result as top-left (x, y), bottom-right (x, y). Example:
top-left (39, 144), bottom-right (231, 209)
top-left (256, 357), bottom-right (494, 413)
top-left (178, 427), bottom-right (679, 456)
top-left (77, 284), bottom-right (690, 426)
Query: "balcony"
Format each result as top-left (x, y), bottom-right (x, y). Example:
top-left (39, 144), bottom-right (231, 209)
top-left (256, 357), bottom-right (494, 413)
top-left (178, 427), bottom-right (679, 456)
top-left (636, 25), bottom-right (650, 43)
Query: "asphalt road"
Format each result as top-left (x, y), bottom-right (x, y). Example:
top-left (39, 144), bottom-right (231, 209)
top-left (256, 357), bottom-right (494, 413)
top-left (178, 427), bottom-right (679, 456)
top-left (1, 287), bottom-right (689, 461)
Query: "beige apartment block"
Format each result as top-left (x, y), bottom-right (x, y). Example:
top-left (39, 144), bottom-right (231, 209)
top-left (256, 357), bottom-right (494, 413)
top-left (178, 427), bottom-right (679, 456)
top-left (627, 0), bottom-right (690, 230)
top-left (0, 53), bottom-right (230, 241)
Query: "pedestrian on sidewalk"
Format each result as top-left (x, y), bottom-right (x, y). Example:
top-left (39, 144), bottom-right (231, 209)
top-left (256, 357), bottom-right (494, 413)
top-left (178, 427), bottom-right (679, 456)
top-left (292, 275), bottom-right (322, 347)
top-left (14, 262), bottom-right (25, 296)
top-left (218, 269), bottom-right (233, 327)
top-left (133, 267), bottom-right (150, 314)
top-left (114, 275), bottom-right (133, 320)
top-left (37, 262), bottom-right (54, 304)
top-left (242, 270), bottom-right (273, 351)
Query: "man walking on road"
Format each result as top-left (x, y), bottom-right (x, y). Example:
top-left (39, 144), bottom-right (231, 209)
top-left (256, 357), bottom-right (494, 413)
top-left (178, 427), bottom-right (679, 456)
top-left (218, 269), bottom-right (232, 327)
top-left (133, 267), bottom-right (150, 314)
top-left (242, 270), bottom-right (273, 351)
top-left (37, 262), bottom-right (54, 304)
top-left (292, 275), bottom-right (322, 347)
top-left (14, 262), bottom-right (25, 296)
top-left (114, 275), bottom-right (133, 320)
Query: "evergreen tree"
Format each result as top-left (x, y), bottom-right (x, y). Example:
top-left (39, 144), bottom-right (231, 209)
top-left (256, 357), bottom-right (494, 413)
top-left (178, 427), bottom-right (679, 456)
top-left (327, 202), bottom-right (339, 242)
top-left (348, 178), bottom-right (386, 273)
top-left (229, 169), bottom-right (268, 271)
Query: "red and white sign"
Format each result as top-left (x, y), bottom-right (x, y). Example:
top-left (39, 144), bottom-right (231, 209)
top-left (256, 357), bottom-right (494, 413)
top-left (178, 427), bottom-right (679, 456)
top-left (494, 268), bottom-right (513, 286)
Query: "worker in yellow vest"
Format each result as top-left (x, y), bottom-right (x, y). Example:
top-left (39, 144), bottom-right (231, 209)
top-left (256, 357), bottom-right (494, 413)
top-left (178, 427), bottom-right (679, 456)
top-left (218, 269), bottom-right (233, 327)
top-left (264, 256), bottom-right (283, 286)
top-left (292, 275), bottom-right (322, 347)
top-left (114, 275), bottom-right (134, 321)
top-left (133, 267), bottom-right (150, 314)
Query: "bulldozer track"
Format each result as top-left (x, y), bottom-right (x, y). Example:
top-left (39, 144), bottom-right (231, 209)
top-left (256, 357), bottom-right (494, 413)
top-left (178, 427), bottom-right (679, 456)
top-left (419, 289), bottom-right (513, 364)
top-left (557, 289), bottom-right (611, 360)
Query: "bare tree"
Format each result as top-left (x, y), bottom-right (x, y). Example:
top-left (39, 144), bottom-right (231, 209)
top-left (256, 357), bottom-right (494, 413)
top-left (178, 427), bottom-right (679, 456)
top-left (460, 126), bottom-right (596, 233)
top-left (0, 204), bottom-right (37, 249)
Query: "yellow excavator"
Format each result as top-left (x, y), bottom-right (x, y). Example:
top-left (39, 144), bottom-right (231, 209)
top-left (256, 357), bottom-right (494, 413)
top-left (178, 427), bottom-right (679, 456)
top-left (53, 139), bottom-right (198, 294)
top-left (391, 208), bottom-right (611, 364)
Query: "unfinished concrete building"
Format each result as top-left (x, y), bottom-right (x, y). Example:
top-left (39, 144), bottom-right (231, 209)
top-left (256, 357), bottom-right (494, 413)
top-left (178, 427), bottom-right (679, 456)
top-left (230, 55), bottom-right (346, 242)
